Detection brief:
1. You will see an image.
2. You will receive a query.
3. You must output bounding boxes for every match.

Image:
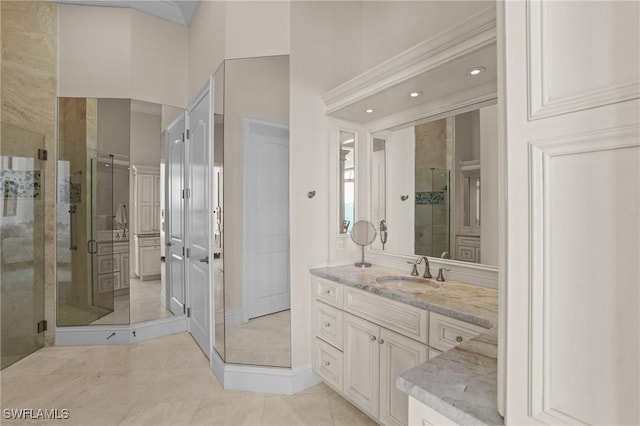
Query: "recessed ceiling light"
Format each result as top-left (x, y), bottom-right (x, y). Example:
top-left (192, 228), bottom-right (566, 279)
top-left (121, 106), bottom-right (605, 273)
top-left (468, 67), bottom-right (486, 76)
top-left (409, 91), bottom-right (421, 98)
top-left (365, 108), bottom-right (374, 114)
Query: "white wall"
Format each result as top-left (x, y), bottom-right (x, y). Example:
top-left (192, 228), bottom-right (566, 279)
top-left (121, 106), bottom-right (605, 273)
top-left (360, 1), bottom-right (495, 70)
top-left (58, 4), bottom-right (188, 107)
top-left (130, 111), bottom-right (162, 168)
top-left (188, 0), bottom-right (226, 99)
top-left (223, 56), bottom-right (290, 313)
top-left (289, 0), bottom-right (363, 369)
top-left (479, 104), bottom-right (498, 266)
top-left (385, 127), bottom-right (415, 254)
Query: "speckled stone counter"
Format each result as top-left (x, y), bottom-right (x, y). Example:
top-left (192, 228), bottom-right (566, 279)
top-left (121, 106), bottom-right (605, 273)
top-left (310, 264), bottom-right (503, 425)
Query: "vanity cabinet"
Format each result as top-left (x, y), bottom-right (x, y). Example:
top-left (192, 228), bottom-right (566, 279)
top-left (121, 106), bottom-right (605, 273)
top-left (456, 235), bottom-right (481, 264)
top-left (134, 235), bottom-right (161, 280)
top-left (313, 276), bottom-right (473, 426)
top-left (97, 241), bottom-right (129, 293)
top-left (133, 166), bottom-right (161, 235)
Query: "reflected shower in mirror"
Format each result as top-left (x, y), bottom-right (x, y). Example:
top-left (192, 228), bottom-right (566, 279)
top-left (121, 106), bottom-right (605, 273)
top-left (370, 104), bottom-right (498, 267)
top-left (219, 55), bottom-right (291, 368)
top-left (56, 98), bottom-right (177, 326)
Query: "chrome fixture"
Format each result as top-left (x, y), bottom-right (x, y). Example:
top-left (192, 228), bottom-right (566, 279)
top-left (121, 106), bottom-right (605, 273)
top-left (436, 267), bottom-right (451, 282)
top-left (407, 256), bottom-right (432, 279)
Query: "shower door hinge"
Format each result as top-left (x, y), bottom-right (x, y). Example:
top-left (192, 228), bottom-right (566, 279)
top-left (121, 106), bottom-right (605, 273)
top-left (37, 149), bottom-right (48, 161)
top-left (186, 307), bottom-right (191, 318)
top-left (37, 320), bottom-right (47, 333)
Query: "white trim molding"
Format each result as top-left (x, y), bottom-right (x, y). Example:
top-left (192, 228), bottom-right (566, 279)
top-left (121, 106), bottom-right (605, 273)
top-left (322, 7), bottom-right (496, 114)
top-left (210, 350), bottom-right (321, 395)
top-left (55, 316), bottom-right (187, 346)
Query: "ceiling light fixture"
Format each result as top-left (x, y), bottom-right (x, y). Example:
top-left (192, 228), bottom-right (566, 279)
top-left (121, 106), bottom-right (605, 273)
top-left (409, 91), bottom-right (421, 98)
top-left (365, 108), bottom-right (374, 114)
top-left (468, 67), bottom-right (486, 76)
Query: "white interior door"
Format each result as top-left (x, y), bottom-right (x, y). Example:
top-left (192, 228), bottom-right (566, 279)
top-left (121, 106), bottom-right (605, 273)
top-left (243, 117), bottom-right (290, 321)
top-left (166, 115), bottom-right (186, 316)
top-left (186, 84), bottom-right (212, 357)
top-left (503, 1), bottom-right (639, 424)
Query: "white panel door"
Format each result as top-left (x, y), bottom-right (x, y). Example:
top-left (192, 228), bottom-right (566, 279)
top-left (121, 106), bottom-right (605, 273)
top-left (344, 313), bottom-right (380, 419)
top-left (166, 115), bottom-right (186, 315)
top-left (243, 117), bottom-right (290, 320)
top-left (186, 84), bottom-right (212, 358)
top-left (379, 328), bottom-right (427, 426)
top-left (503, 1), bottom-right (639, 424)
top-left (136, 174), bottom-right (155, 234)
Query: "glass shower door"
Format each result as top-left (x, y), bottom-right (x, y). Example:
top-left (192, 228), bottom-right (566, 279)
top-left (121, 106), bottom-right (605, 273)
top-left (1, 123), bottom-right (46, 369)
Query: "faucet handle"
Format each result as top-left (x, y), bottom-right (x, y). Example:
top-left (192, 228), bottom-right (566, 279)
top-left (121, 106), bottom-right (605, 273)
top-left (436, 268), bottom-right (451, 282)
top-left (406, 260), bottom-right (419, 276)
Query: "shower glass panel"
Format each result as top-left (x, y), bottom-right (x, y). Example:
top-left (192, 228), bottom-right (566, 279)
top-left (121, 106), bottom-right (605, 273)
top-left (415, 168), bottom-right (450, 257)
top-left (1, 123), bottom-right (46, 369)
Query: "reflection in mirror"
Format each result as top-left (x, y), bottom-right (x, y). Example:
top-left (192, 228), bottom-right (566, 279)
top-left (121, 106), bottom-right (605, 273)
top-left (213, 62), bottom-right (225, 360)
top-left (221, 55), bottom-right (291, 368)
top-left (339, 130), bottom-right (355, 234)
top-left (370, 104), bottom-right (498, 266)
top-left (57, 98), bottom-right (176, 326)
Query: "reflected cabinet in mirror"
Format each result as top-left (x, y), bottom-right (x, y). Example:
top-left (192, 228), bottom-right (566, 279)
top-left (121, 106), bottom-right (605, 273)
top-left (370, 105), bottom-right (498, 266)
top-left (211, 55), bottom-right (292, 368)
top-left (339, 130), bottom-right (355, 234)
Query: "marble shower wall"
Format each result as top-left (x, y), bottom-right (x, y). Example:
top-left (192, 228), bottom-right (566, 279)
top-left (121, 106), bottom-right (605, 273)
top-left (1, 1), bottom-right (58, 345)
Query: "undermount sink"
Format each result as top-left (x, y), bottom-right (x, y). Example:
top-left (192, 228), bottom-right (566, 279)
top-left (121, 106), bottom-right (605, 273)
top-left (375, 276), bottom-right (441, 291)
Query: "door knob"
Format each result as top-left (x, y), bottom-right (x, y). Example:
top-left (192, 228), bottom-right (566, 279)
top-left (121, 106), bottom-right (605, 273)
top-left (199, 256), bottom-right (209, 264)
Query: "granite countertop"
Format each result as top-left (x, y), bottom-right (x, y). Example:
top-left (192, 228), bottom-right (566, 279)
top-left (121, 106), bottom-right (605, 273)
top-left (310, 264), bottom-right (503, 425)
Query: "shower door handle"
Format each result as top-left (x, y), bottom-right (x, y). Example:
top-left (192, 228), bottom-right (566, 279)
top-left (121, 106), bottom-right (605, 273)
top-left (87, 239), bottom-right (98, 254)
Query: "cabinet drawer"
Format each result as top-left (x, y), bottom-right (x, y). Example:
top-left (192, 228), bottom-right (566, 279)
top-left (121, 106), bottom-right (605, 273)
top-left (344, 287), bottom-right (427, 343)
top-left (315, 338), bottom-right (343, 392)
top-left (138, 237), bottom-right (160, 247)
top-left (456, 236), bottom-right (480, 247)
top-left (315, 277), bottom-right (343, 308)
top-left (97, 255), bottom-right (120, 274)
top-left (97, 272), bottom-right (121, 293)
top-left (315, 301), bottom-right (344, 350)
top-left (428, 311), bottom-right (485, 352)
top-left (457, 246), bottom-right (476, 262)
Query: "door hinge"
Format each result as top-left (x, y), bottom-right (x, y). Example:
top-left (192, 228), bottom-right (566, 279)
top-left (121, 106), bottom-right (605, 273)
top-left (182, 132), bottom-right (185, 142)
top-left (186, 248), bottom-right (190, 258)
top-left (37, 320), bottom-right (47, 333)
top-left (182, 246), bottom-right (185, 256)
top-left (186, 129), bottom-right (190, 139)
top-left (186, 307), bottom-right (191, 318)
top-left (183, 304), bottom-right (186, 314)
top-left (37, 149), bottom-right (48, 161)
top-left (182, 189), bottom-right (185, 199)
top-left (185, 188), bottom-right (190, 199)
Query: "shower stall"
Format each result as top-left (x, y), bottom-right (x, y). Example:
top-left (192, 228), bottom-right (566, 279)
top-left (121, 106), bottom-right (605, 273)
top-left (0, 123), bottom-right (46, 369)
top-left (414, 167), bottom-right (450, 257)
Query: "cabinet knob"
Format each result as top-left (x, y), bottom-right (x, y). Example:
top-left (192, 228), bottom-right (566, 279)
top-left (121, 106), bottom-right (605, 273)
top-left (456, 336), bottom-right (463, 343)
top-left (324, 361), bottom-right (331, 367)
top-left (370, 335), bottom-right (377, 342)
top-left (324, 290), bottom-right (331, 295)
top-left (324, 322), bottom-right (331, 328)
top-left (378, 339), bottom-right (385, 345)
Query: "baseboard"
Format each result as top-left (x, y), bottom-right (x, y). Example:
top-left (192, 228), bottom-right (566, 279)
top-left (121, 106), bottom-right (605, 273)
top-left (55, 316), bottom-right (187, 346)
top-left (224, 309), bottom-right (243, 328)
top-left (209, 351), bottom-right (321, 395)
top-left (160, 291), bottom-right (167, 309)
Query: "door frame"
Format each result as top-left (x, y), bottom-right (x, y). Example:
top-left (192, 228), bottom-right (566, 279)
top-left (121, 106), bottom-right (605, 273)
top-left (185, 78), bottom-right (215, 358)
top-left (241, 115), bottom-right (290, 324)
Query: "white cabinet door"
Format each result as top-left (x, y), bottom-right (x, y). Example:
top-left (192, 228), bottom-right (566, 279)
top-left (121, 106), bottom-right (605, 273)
top-left (120, 253), bottom-right (130, 288)
top-left (140, 245), bottom-right (161, 277)
top-left (136, 174), bottom-right (156, 234)
top-left (153, 174), bottom-right (161, 232)
top-left (379, 328), bottom-right (427, 426)
top-left (503, 1), bottom-right (639, 423)
top-left (344, 313), bottom-right (380, 419)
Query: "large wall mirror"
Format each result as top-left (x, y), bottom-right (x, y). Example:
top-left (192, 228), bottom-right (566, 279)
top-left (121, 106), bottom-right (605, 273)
top-left (369, 105), bottom-right (498, 267)
top-left (56, 97), bottom-right (181, 326)
top-left (212, 55), bottom-right (291, 368)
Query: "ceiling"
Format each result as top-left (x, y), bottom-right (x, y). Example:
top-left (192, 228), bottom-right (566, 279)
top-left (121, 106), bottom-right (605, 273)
top-left (56, 0), bottom-right (199, 26)
top-left (329, 43), bottom-right (497, 124)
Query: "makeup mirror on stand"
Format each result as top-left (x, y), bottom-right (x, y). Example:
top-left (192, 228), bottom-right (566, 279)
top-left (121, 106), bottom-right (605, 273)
top-left (351, 220), bottom-right (376, 267)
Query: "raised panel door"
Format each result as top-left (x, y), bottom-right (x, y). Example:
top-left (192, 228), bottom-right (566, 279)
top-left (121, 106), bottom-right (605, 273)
top-left (344, 313), bottom-right (380, 419)
top-left (379, 328), bottom-right (427, 426)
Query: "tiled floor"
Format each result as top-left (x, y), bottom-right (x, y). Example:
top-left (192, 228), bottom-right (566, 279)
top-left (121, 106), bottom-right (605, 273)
top-left (0, 333), bottom-right (376, 426)
top-left (225, 310), bottom-right (291, 367)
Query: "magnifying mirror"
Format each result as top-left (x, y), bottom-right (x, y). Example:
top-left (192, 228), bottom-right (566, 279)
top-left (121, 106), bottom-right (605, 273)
top-left (351, 220), bottom-right (377, 267)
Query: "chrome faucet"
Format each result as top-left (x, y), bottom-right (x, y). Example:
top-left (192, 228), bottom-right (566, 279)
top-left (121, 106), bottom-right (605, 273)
top-left (407, 256), bottom-right (432, 279)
